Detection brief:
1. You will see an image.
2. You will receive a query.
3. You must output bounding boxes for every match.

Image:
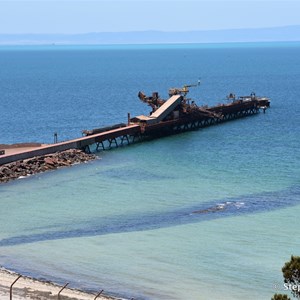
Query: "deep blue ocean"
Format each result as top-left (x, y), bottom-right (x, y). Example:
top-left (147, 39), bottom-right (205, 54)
top-left (0, 42), bottom-right (300, 300)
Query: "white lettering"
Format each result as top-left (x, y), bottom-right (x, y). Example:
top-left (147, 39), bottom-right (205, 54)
top-left (283, 283), bottom-right (300, 292)
top-left (292, 285), bottom-right (298, 291)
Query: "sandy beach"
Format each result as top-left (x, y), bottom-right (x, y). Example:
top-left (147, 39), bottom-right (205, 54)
top-left (0, 267), bottom-right (119, 300)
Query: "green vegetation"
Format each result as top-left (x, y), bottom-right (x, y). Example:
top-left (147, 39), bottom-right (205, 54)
top-left (282, 256), bottom-right (300, 298)
top-left (272, 294), bottom-right (291, 300)
top-left (272, 256), bottom-right (300, 299)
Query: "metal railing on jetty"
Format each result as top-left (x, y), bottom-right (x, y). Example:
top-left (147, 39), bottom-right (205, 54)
top-left (139, 97), bottom-right (267, 137)
top-left (0, 86), bottom-right (270, 166)
top-left (78, 91), bottom-right (270, 152)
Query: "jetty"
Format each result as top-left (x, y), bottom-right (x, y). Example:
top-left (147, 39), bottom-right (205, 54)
top-left (0, 84), bottom-right (270, 166)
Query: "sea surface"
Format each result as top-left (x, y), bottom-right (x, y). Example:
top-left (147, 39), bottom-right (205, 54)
top-left (0, 42), bottom-right (299, 299)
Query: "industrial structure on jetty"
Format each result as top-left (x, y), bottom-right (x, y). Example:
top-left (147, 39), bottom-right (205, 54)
top-left (0, 83), bottom-right (270, 165)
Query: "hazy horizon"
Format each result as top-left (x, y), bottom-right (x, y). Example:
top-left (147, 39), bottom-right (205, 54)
top-left (1, 1), bottom-right (300, 34)
top-left (1, 1), bottom-right (300, 45)
top-left (0, 25), bottom-right (299, 45)
top-left (0, 24), bottom-right (299, 35)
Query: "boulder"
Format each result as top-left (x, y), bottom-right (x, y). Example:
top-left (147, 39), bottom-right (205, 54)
top-left (0, 149), bottom-right (96, 184)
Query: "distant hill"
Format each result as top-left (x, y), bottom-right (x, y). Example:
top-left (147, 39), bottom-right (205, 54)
top-left (0, 25), bottom-right (300, 45)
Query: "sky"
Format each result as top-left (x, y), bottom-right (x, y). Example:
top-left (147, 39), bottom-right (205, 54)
top-left (0, 0), bottom-right (300, 34)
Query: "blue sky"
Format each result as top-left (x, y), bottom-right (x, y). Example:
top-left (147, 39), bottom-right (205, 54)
top-left (1, 0), bottom-right (300, 34)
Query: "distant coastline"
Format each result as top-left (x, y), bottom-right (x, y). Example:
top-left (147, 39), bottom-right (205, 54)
top-left (0, 25), bottom-right (299, 45)
top-left (0, 41), bottom-right (300, 52)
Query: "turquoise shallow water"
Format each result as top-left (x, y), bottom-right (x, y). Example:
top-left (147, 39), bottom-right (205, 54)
top-left (0, 42), bottom-right (300, 299)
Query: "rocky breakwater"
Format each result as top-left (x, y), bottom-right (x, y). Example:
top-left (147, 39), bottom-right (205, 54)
top-left (0, 149), bottom-right (96, 183)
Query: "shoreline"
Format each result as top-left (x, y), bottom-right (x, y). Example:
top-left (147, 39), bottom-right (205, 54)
top-left (0, 146), bottom-right (122, 299)
top-left (0, 266), bottom-right (121, 300)
top-left (0, 148), bottom-right (97, 184)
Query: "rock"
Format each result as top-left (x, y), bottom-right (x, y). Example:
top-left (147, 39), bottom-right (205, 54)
top-left (44, 157), bottom-right (55, 165)
top-left (0, 149), bottom-right (96, 184)
top-left (3, 167), bottom-right (13, 175)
